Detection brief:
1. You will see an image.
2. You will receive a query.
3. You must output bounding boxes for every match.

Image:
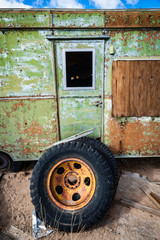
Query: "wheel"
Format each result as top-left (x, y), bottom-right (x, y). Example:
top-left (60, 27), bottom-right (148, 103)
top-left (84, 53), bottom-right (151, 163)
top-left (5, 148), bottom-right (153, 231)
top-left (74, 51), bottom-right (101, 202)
top-left (0, 153), bottom-right (11, 172)
top-left (30, 141), bottom-right (114, 232)
top-left (0, 152), bottom-right (22, 173)
top-left (72, 137), bottom-right (118, 187)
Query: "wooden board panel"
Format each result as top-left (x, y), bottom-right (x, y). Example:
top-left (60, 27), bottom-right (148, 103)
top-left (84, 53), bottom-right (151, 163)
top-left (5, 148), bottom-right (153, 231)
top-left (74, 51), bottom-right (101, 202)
top-left (112, 60), bottom-right (160, 117)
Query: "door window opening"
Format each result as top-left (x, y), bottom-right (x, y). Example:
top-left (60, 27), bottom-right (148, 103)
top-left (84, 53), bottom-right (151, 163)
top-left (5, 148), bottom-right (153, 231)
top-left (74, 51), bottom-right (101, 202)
top-left (63, 49), bottom-right (95, 90)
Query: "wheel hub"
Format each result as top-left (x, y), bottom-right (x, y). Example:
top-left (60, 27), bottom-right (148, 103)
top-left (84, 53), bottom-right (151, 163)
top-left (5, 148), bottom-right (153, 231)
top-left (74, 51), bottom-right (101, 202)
top-left (64, 172), bottom-right (81, 189)
top-left (46, 158), bottom-right (96, 210)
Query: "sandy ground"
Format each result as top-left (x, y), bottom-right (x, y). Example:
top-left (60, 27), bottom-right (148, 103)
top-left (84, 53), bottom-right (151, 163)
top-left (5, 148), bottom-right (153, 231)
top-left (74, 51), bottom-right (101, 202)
top-left (0, 158), bottom-right (160, 240)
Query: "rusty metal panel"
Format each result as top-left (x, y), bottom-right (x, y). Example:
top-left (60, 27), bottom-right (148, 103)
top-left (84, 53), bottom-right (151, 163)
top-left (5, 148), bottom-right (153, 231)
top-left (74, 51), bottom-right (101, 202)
top-left (59, 97), bottom-right (102, 139)
top-left (104, 30), bottom-right (160, 97)
top-left (104, 97), bottom-right (160, 156)
top-left (0, 9), bottom-right (159, 159)
top-left (56, 40), bottom-right (104, 97)
top-left (105, 11), bottom-right (160, 28)
top-left (0, 10), bottom-right (51, 28)
top-left (52, 11), bottom-right (105, 28)
top-left (0, 10), bottom-right (159, 29)
top-left (103, 29), bottom-right (160, 157)
top-left (55, 40), bottom-right (104, 140)
top-left (0, 30), bottom-right (55, 97)
top-left (0, 98), bottom-right (58, 160)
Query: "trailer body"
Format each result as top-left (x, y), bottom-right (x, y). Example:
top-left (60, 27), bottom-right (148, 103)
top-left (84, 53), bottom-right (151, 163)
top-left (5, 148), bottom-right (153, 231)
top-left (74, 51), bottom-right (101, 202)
top-left (0, 9), bottom-right (160, 162)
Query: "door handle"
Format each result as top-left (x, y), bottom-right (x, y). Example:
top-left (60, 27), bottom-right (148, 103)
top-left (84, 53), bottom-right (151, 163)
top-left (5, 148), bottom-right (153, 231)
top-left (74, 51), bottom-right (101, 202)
top-left (93, 101), bottom-right (102, 107)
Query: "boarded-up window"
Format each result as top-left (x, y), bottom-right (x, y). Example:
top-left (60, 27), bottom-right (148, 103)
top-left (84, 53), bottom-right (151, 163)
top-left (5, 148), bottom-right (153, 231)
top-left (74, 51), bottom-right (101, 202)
top-left (112, 60), bottom-right (160, 117)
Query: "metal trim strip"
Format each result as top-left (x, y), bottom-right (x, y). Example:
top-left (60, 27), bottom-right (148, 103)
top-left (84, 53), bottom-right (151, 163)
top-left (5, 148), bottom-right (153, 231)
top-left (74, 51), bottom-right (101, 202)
top-left (46, 35), bottom-right (110, 40)
top-left (0, 96), bottom-right (55, 100)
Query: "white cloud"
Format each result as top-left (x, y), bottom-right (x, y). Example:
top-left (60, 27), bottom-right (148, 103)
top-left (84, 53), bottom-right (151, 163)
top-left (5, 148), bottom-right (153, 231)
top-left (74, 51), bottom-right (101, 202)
top-left (34, 0), bottom-right (44, 7)
top-left (126, 0), bottom-right (139, 5)
top-left (91, 0), bottom-right (125, 9)
top-left (0, 0), bottom-right (31, 8)
top-left (48, 0), bottom-right (84, 8)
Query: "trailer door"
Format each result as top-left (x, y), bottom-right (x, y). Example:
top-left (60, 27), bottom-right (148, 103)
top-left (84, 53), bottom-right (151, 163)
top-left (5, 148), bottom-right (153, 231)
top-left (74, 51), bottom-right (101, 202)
top-left (55, 40), bottom-right (104, 140)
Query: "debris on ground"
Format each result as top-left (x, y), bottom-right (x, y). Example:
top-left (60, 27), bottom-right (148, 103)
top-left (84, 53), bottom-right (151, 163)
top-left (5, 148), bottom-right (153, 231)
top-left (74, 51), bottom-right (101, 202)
top-left (115, 172), bottom-right (160, 210)
top-left (115, 172), bottom-right (160, 240)
top-left (32, 209), bottom-right (53, 239)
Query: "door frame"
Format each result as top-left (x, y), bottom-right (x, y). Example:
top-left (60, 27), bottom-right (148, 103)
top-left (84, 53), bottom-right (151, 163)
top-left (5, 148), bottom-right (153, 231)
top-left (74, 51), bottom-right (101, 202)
top-left (51, 37), bottom-right (108, 142)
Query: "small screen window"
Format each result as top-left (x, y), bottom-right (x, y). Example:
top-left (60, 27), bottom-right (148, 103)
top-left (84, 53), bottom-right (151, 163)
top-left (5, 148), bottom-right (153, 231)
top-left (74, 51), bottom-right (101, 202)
top-left (64, 50), bottom-right (95, 89)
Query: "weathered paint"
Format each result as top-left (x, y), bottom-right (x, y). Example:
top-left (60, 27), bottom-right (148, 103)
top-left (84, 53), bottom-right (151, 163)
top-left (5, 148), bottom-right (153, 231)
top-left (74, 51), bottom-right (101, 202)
top-left (103, 28), bottom-right (160, 156)
top-left (1, 10), bottom-right (160, 29)
top-left (52, 11), bottom-right (105, 28)
top-left (104, 30), bottom-right (160, 96)
top-left (0, 11), bottom-right (51, 28)
top-left (104, 97), bottom-right (160, 156)
top-left (0, 30), bottom-right (55, 97)
top-left (59, 97), bottom-right (102, 139)
top-left (105, 11), bottom-right (160, 28)
top-left (55, 40), bottom-right (104, 139)
top-left (0, 9), bottom-right (160, 161)
top-left (47, 158), bottom-right (96, 210)
top-left (0, 98), bottom-right (58, 160)
top-left (55, 41), bottom-right (104, 97)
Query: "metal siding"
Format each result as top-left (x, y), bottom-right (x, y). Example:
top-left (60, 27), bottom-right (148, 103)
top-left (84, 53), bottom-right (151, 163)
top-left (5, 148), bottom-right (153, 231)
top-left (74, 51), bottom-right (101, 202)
top-left (59, 97), bottom-right (102, 139)
top-left (0, 11), bottom-right (51, 28)
top-left (103, 30), bottom-right (160, 156)
top-left (56, 40), bottom-right (104, 139)
top-left (0, 10), bottom-right (159, 159)
top-left (56, 41), bottom-right (104, 97)
top-left (105, 11), bottom-right (160, 28)
top-left (0, 98), bottom-right (58, 160)
top-left (52, 11), bottom-right (105, 28)
top-left (0, 30), bottom-right (55, 97)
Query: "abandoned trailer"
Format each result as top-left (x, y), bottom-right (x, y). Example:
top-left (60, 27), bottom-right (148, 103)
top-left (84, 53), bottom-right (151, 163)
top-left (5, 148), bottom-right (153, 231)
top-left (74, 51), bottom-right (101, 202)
top-left (0, 9), bottom-right (160, 232)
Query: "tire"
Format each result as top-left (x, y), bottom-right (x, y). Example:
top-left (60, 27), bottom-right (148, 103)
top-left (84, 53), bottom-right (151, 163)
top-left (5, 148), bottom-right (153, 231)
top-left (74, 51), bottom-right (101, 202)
top-left (0, 152), bottom-right (22, 173)
top-left (30, 141), bottom-right (114, 232)
top-left (0, 153), bottom-right (11, 172)
top-left (73, 137), bottom-right (118, 187)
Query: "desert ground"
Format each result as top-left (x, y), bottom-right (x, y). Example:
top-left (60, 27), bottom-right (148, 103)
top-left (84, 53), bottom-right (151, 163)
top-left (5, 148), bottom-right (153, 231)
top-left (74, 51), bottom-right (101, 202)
top-left (0, 157), bottom-right (160, 240)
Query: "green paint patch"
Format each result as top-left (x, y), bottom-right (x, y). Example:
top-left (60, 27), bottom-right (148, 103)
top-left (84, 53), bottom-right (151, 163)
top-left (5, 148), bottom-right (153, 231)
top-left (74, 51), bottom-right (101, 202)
top-left (59, 98), bottom-right (101, 139)
top-left (0, 99), bottom-right (58, 160)
top-left (0, 30), bottom-right (54, 97)
top-left (53, 12), bottom-right (104, 28)
top-left (0, 11), bottom-right (50, 28)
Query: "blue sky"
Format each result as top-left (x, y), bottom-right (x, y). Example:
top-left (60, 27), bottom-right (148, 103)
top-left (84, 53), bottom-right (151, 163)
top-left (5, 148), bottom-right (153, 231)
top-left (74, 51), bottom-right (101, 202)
top-left (0, 0), bottom-right (160, 9)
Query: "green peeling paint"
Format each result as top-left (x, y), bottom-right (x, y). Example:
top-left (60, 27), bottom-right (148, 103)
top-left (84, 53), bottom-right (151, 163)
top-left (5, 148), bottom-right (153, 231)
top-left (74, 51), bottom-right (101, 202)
top-left (53, 12), bottom-right (105, 28)
top-left (0, 10), bottom-right (159, 160)
top-left (0, 99), bottom-right (58, 160)
top-left (0, 11), bottom-right (50, 28)
top-left (0, 30), bottom-right (55, 97)
top-left (56, 40), bottom-right (104, 97)
top-left (105, 30), bottom-right (160, 96)
top-left (55, 40), bottom-right (104, 140)
top-left (59, 97), bottom-right (101, 139)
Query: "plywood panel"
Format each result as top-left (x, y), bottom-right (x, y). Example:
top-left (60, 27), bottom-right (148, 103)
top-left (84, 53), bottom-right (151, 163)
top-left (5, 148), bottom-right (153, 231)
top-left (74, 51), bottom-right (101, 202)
top-left (112, 60), bottom-right (160, 117)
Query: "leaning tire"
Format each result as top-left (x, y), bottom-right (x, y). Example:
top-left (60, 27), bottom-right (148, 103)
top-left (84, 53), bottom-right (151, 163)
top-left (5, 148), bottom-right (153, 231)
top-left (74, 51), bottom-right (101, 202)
top-left (73, 137), bottom-right (118, 187)
top-left (30, 141), bottom-right (114, 232)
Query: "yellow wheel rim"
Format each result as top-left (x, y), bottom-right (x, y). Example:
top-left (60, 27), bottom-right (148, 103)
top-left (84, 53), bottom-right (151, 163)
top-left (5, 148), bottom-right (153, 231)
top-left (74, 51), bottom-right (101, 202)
top-left (46, 158), bottom-right (96, 210)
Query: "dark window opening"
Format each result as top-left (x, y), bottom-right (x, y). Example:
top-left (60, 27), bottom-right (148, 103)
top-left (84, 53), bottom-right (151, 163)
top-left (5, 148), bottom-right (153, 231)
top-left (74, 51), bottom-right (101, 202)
top-left (65, 51), bottom-right (93, 88)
